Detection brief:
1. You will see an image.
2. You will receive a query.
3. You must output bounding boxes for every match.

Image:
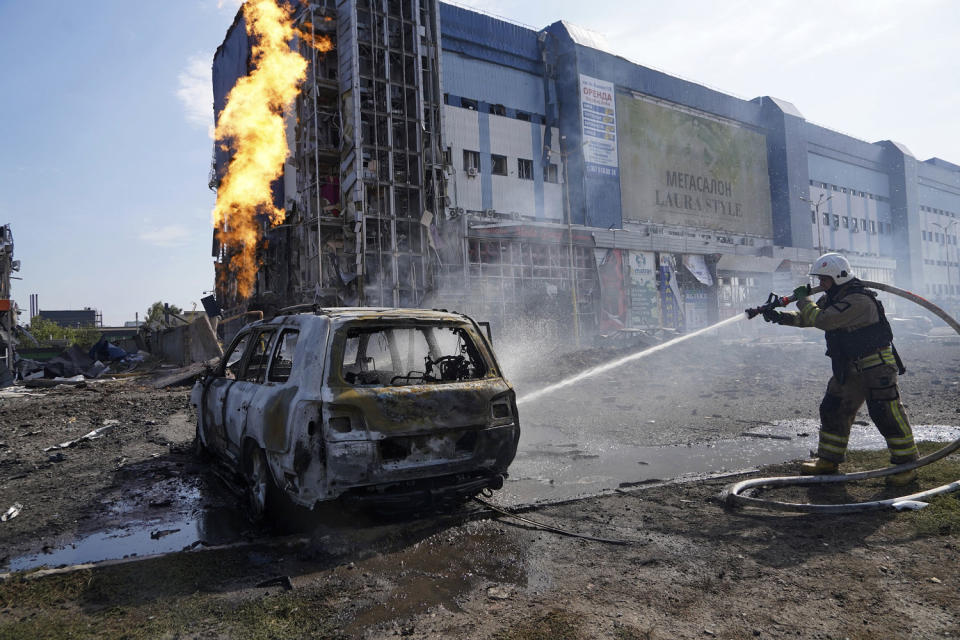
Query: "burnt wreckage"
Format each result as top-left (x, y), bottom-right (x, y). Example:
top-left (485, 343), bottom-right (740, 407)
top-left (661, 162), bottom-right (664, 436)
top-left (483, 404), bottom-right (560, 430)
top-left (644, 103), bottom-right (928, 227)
top-left (191, 307), bottom-right (519, 516)
top-left (0, 224), bottom-right (19, 379)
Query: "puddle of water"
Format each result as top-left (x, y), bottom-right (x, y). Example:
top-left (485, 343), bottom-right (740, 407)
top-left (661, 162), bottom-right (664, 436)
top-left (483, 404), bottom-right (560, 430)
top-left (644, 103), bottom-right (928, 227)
top-left (7, 506), bottom-right (248, 572)
top-left (499, 421), bottom-right (960, 505)
top-left (6, 471), bottom-right (250, 576)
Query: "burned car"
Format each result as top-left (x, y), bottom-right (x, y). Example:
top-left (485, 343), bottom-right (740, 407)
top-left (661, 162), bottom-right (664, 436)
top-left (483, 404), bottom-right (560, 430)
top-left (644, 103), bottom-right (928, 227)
top-left (190, 307), bottom-right (519, 519)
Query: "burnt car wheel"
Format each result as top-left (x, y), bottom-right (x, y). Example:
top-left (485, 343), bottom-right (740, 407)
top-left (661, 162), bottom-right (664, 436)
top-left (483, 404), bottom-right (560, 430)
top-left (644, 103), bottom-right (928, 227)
top-left (244, 446), bottom-right (275, 524)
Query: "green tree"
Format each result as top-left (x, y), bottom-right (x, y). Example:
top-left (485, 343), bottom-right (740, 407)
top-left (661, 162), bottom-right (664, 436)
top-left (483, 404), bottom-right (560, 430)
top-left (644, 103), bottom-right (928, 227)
top-left (29, 316), bottom-right (101, 349)
top-left (145, 301), bottom-right (184, 325)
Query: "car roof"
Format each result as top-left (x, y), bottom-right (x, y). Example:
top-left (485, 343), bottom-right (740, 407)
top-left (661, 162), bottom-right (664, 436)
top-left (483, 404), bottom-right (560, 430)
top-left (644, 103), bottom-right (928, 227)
top-left (271, 307), bottom-right (473, 323)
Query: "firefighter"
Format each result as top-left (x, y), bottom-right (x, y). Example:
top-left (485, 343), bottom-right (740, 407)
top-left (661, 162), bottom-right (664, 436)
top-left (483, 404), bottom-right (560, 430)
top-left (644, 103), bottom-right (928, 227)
top-left (762, 252), bottom-right (919, 486)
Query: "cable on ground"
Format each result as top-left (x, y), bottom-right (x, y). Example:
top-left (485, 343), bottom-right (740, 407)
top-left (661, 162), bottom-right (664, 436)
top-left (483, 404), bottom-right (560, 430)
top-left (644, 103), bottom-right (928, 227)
top-left (472, 497), bottom-right (635, 545)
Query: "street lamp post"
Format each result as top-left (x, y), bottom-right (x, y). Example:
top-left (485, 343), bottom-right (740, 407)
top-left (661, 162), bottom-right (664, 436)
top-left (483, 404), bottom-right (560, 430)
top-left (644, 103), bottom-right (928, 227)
top-left (932, 219), bottom-right (958, 299)
top-left (800, 193), bottom-right (833, 255)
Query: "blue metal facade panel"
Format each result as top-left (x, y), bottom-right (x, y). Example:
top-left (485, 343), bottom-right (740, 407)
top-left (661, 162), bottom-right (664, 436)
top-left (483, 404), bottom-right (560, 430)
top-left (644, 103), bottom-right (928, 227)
top-left (439, 3), bottom-right (540, 74)
top-left (758, 102), bottom-right (810, 248)
top-left (917, 183), bottom-right (960, 210)
top-left (562, 35), bottom-right (765, 128)
top-left (478, 110), bottom-right (492, 210)
top-left (804, 126), bottom-right (887, 170)
top-left (442, 52), bottom-right (544, 115)
top-left (531, 123), bottom-right (544, 219)
top-left (808, 153), bottom-right (891, 196)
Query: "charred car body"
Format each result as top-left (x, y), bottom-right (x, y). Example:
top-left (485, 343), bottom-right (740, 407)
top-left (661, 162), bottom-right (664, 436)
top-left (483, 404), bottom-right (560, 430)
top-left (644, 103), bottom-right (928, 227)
top-left (190, 308), bottom-right (519, 518)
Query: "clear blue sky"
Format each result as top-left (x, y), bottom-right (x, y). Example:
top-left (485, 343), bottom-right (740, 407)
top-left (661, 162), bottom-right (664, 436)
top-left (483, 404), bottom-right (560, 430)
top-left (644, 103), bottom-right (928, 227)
top-left (3, 0), bottom-right (957, 325)
top-left (1, 0), bottom-right (239, 325)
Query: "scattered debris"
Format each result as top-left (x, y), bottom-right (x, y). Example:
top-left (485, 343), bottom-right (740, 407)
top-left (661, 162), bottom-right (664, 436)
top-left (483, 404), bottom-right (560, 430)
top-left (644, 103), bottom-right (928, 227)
top-left (150, 528), bottom-right (181, 540)
top-left (25, 376), bottom-right (88, 389)
top-left (741, 432), bottom-right (793, 441)
top-left (2, 503), bottom-right (22, 522)
top-left (256, 576), bottom-right (294, 590)
top-left (618, 479), bottom-right (662, 488)
top-left (41, 345), bottom-right (108, 380)
top-left (47, 452), bottom-right (67, 463)
top-left (929, 577), bottom-right (942, 584)
top-left (149, 358), bottom-right (218, 389)
top-left (44, 423), bottom-right (119, 451)
top-left (486, 585), bottom-right (512, 600)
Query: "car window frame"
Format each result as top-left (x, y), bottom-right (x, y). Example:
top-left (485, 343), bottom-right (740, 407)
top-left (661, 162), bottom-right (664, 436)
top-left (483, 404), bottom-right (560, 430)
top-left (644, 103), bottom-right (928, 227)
top-left (267, 329), bottom-right (300, 383)
top-left (220, 330), bottom-right (254, 379)
top-left (238, 328), bottom-right (278, 384)
top-left (334, 320), bottom-right (492, 386)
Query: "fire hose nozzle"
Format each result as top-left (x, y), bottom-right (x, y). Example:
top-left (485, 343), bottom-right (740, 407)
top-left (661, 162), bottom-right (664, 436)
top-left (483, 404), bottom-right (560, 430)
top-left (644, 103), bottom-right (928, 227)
top-left (745, 286), bottom-right (824, 319)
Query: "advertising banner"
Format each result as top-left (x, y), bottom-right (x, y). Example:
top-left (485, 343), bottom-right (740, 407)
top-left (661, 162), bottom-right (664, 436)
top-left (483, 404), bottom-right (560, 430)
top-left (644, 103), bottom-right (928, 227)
top-left (683, 290), bottom-right (711, 331)
top-left (682, 254), bottom-right (713, 286)
top-left (627, 250), bottom-right (660, 328)
top-left (596, 248), bottom-right (627, 331)
top-left (617, 93), bottom-right (772, 236)
top-left (658, 253), bottom-right (684, 330)
top-left (579, 74), bottom-right (618, 178)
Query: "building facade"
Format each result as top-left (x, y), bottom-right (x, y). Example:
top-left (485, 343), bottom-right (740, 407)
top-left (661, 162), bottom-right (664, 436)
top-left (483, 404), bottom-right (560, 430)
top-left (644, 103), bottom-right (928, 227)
top-left (210, 2), bottom-right (960, 340)
top-left (0, 224), bottom-right (19, 374)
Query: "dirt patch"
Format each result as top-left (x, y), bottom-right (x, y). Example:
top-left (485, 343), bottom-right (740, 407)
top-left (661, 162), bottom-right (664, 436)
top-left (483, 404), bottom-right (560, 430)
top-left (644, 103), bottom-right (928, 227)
top-left (1, 337), bottom-right (959, 638)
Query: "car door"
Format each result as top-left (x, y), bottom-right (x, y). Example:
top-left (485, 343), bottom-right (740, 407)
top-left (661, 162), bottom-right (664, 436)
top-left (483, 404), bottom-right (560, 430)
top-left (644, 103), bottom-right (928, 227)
top-left (223, 328), bottom-right (277, 451)
top-left (243, 328), bottom-right (301, 454)
top-left (201, 330), bottom-right (253, 456)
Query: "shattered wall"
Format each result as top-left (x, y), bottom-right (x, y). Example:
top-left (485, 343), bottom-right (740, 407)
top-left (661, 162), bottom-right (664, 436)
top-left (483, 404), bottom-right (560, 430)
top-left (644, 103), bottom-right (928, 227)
top-left (211, 0), bottom-right (450, 317)
top-left (0, 224), bottom-right (18, 375)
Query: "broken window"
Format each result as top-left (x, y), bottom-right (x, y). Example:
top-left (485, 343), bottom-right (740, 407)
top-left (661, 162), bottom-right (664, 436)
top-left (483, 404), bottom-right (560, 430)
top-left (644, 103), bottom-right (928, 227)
top-left (340, 325), bottom-right (488, 386)
top-left (491, 154), bottom-right (507, 176)
top-left (518, 158), bottom-right (533, 180)
top-left (463, 150), bottom-right (479, 173)
top-left (223, 332), bottom-right (252, 379)
top-left (268, 330), bottom-right (299, 383)
top-left (545, 163), bottom-right (559, 183)
top-left (241, 330), bottom-right (276, 383)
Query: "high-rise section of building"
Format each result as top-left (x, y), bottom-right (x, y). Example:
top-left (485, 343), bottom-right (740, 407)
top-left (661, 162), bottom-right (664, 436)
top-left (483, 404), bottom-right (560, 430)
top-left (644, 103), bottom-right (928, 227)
top-left (211, 2), bottom-right (960, 339)
top-left (0, 224), bottom-right (19, 374)
top-left (212, 0), bottom-right (448, 314)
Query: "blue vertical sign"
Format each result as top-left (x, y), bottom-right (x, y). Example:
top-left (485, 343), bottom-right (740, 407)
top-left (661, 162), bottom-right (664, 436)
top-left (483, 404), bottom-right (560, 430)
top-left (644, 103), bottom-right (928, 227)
top-left (579, 74), bottom-right (619, 178)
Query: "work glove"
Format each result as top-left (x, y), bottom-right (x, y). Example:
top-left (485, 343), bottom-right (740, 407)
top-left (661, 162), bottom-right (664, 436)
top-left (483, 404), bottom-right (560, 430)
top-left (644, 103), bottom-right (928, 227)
top-left (761, 308), bottom-right (782, 323)
top-left (792, 284), bottom-right (812, 300)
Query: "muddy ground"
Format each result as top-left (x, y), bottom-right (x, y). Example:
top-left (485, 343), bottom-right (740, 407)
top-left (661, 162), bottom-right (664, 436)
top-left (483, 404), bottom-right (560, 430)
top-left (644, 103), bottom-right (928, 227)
top-left (1, 330), bottom-right (959, 639)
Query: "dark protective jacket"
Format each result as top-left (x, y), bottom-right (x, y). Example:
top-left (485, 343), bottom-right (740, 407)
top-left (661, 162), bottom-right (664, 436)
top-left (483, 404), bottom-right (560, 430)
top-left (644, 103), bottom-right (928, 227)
top-left (778, 279), bottom-right (904, 381)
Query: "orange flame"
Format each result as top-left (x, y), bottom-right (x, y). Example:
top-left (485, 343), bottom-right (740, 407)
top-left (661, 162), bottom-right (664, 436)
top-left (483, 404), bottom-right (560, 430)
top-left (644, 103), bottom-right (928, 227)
top-left (213, 0), bottom-right (332, 300)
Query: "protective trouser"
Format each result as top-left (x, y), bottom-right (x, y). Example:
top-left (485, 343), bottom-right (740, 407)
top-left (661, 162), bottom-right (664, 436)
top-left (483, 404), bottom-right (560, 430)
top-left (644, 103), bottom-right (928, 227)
top-left (817, 352), bottom-right (918, 464)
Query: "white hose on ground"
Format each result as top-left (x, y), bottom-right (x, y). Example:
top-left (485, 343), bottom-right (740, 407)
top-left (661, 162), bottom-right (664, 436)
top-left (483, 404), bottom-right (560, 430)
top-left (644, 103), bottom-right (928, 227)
top-left (721, 280), bottom-right (960, 513)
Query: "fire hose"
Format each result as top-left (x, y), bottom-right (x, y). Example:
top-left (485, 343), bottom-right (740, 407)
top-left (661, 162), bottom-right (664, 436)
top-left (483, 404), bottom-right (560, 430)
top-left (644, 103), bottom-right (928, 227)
top-left (722, 280), bottom-right (960, 513)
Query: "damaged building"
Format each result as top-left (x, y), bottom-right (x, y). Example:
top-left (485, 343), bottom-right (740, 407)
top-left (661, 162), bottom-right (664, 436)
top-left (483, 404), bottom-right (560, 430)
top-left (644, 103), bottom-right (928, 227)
top-left (210, 1), bottom-right (960, 341)
top-left (1, 224), bottom-right (20, 377)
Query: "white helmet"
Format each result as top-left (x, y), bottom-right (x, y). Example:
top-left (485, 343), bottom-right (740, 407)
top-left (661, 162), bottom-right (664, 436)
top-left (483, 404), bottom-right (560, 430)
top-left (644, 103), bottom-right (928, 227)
top-left (809, 252), bottom-right (853, 285)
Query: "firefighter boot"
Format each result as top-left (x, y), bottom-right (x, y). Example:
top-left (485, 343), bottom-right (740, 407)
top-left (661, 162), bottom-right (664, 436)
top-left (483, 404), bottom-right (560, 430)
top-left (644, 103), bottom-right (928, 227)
top-left (885, 468), bottom-right (918, 487)
top-left (799, 458), bottom-right (839, 475)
